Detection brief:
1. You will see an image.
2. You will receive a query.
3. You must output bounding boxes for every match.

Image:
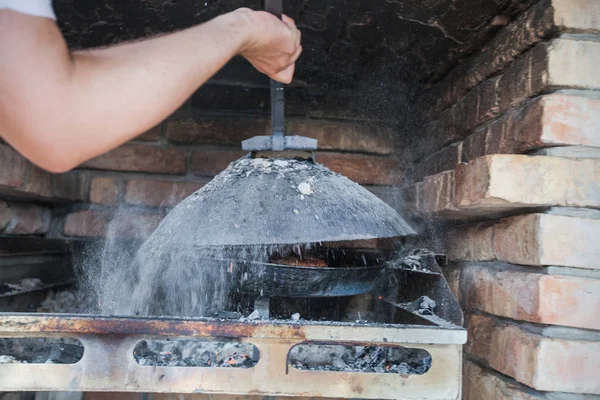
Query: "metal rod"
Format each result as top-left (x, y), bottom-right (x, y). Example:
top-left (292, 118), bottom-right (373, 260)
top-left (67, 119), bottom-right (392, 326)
top-left (265, 0), bottom-right (285, 151)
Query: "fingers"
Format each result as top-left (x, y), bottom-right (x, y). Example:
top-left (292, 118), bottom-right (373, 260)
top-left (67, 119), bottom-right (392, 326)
top-left (290, 44), bottom-right (303, 64)
top-left (271, 63), bottom-right (295, 84)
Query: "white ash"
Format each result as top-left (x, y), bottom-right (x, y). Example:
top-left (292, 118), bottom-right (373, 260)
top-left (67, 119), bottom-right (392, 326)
top-left (134, 340), bottom-right (257, 368)
top-left (290, 313), bottom-right (301, 322)
top-left (400, 295), bottom-right (437, 316)
top-left (4, 278), bottom-right (43, 294)
top-left (394, 248), bottom-right (437, 272)
top-left (0, 355), bottom-right (21, 364)
top-left (36, 290), bottom-right (87, 314)
top-left (290, 344), bottom-right (431, 374)
top-left (0, 338), bottom-right (83, 364)
top-left (297, 182), bottom-right (313, 195)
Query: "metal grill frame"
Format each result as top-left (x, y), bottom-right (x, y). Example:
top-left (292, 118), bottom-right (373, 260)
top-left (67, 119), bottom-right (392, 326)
top-left (0, 313), bottom-right (465, 399)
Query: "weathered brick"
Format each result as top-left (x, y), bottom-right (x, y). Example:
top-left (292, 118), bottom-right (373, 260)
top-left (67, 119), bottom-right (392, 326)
top-left (455, 155), bottom-right (600, 211)
top-left (414, 143), bottom-right (462, 181)
top-left (421, 170), bottom-right (457, 216)
top-left (288, 119), bottom-right (396, 154)
top-left (137, 125), bottom-right (162, 141)
top-left (424, 0), bottom-right (599, 117)
top-left (168, 116), bottom-right (396, 154)
top-left (0, 144), bottom-right (28, 189)
top-left (484, 116), bottom-right (517, 155)
top-left (83, 145), bottom-right (186, 174)
top-left (476, 76), bottom-right (501, 125)
top-left (89, 177), bottom-right (120, 205)
top-left (463, 360), bottom-right (543, 400)
top-left (445, 223), bottom-right (495, 262)
top-left (462, 265), bottom-right (600, 330)
top-left (552, 0), bottom-right (600, 31)
top-left (497, 46), bottom-right (540, 112)
top-left (0, 203), bottom-right (51, 235)
top-left (443, 264), bottom-right (462, 303)
top-left (545, 38), bottom-right (600, 90)
top-left (317, 153), bottom-right (402, 185)
top-left (520, 92), bottom-right (600, 151)
top-left (447, 213), bottom-right (599, 270)
top-left (189, 150), bottom-right (245, 177)
top-left (0, 144), bottom-right (84, 201)
top-left (167, 116), bottom-right (268, 145)
top-left (63, 210), bottom-right (163, 238)
top-left (125, 179), bottom-right (205, 207)
top-left (182, 149), bottom-right (403, 186)
top-left (496, 213), bottom-right (600, 270)
top-left (466, 313), bottom-right (600, 393)
top-left (462, 128), bottom-right (487, 162)
top-left (0, 201), bottom-right (10, 230)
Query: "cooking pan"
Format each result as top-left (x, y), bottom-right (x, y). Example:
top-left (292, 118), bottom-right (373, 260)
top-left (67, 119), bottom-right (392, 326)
top-left (209, 248), bottom-right (390, 298)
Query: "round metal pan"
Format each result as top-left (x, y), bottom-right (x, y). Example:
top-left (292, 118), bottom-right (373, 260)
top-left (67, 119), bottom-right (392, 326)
top-left (232, 260), bottom-right (386, 297)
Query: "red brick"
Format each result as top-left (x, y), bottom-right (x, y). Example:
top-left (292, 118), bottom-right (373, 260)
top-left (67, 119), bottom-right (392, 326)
top-left (0, 202), bottom-right (51, 235)
top-left (83, 145), bottom-right (186, 174)
top-left (0, 144), bottom-right (85, 201)
top-left (63, 210), bottom-right (163, 238)
top-left (0, 201), bottom-right (10, 230)
top-left (446, 213), bottom-right (600, 270)
top-left (517, 93), bottom-right (600, 151)
top-left (167, 116), bottom-right (395, 154)
top-left (288, 119), bottom-right (395, 154)
top-left (317, 153), bottom-right (402, 185)
top-left (462, 265), bottom-right (600, 330)
top-left (484, 115), bottom-right (517, 155)
top-left (124, 179), bottom-right (205, 207)
top-left (166, 116), bottom-right (268, 145)
top-left (445, 223), bottom-right (495, 261)
top-left (0, 144), bottom-right (27, 189)
top-left (463, 360), bottom-right (543, 400)
top-left (137, 124), bottom-right (162, 141)
top-left (454, 155), bottom-right (600, 211)
top-left (466, 313), bottom-right (600, 393)
top-left (89, 177), bottom-right (120, 205)
top-left (421, 170), bottom-right (457, 216)
top-left (462, 128), bottom-right (487, 162)
top-left (189, 151), bottom-right (403, 185)
top-left (414, 143), bottom-right (462, 181)
top-left (476, 76), bottom-right (500, 125)
top-left (189, 150), bottom-right (245, 177)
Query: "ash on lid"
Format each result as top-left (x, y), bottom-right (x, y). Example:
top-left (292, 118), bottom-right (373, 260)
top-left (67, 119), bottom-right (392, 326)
top-left (148, 156), bottom-right (414, 247)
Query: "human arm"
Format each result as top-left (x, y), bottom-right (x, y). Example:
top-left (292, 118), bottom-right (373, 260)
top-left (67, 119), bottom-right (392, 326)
top-left (0, 8), bottom-right (301, 172)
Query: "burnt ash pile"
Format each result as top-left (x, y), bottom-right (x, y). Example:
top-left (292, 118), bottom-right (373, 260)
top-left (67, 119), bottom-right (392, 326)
top-left (133, 339), bottom-right (257, 368)
top-left (290, 344), bottom-right (432, 374)
top-left (0, 338), bottom-right (83, 364)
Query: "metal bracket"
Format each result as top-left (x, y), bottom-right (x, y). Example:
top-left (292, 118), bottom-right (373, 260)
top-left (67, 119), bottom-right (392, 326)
top-left (242, 135), bottom-right (318, 152)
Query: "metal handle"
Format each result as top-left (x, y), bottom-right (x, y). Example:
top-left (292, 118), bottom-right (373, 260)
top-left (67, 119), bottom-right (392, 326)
top-left (264, 0), bottom-right (283, 18)
top-left (241, 0), bottom-right (317, 152)
top-left (264, 0), bottom-right (285, 150)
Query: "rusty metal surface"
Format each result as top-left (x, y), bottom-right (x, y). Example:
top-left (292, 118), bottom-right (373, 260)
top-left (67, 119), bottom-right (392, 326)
top-left (0, 313), bottom-right (465, 399)
top-left (0, 313), bottom-right (465, 343)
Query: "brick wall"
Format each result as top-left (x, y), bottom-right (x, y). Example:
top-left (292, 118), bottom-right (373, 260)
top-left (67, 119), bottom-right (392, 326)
top-left (405, 0), bottom-right (600, 397)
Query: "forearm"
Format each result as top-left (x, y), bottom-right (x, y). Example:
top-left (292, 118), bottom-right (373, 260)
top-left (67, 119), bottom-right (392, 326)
top-left (0, 11), bottom-right (246, 172)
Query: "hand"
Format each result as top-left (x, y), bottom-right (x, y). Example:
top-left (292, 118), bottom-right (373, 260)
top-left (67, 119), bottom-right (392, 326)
top-left (233, 8), bottom-right (302, 84)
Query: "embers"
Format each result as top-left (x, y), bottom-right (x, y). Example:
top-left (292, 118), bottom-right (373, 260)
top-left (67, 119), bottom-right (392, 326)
top-left (289, 343), bottom-right (432, 375)
top-left (133, 339), bottom-right (259, 368)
